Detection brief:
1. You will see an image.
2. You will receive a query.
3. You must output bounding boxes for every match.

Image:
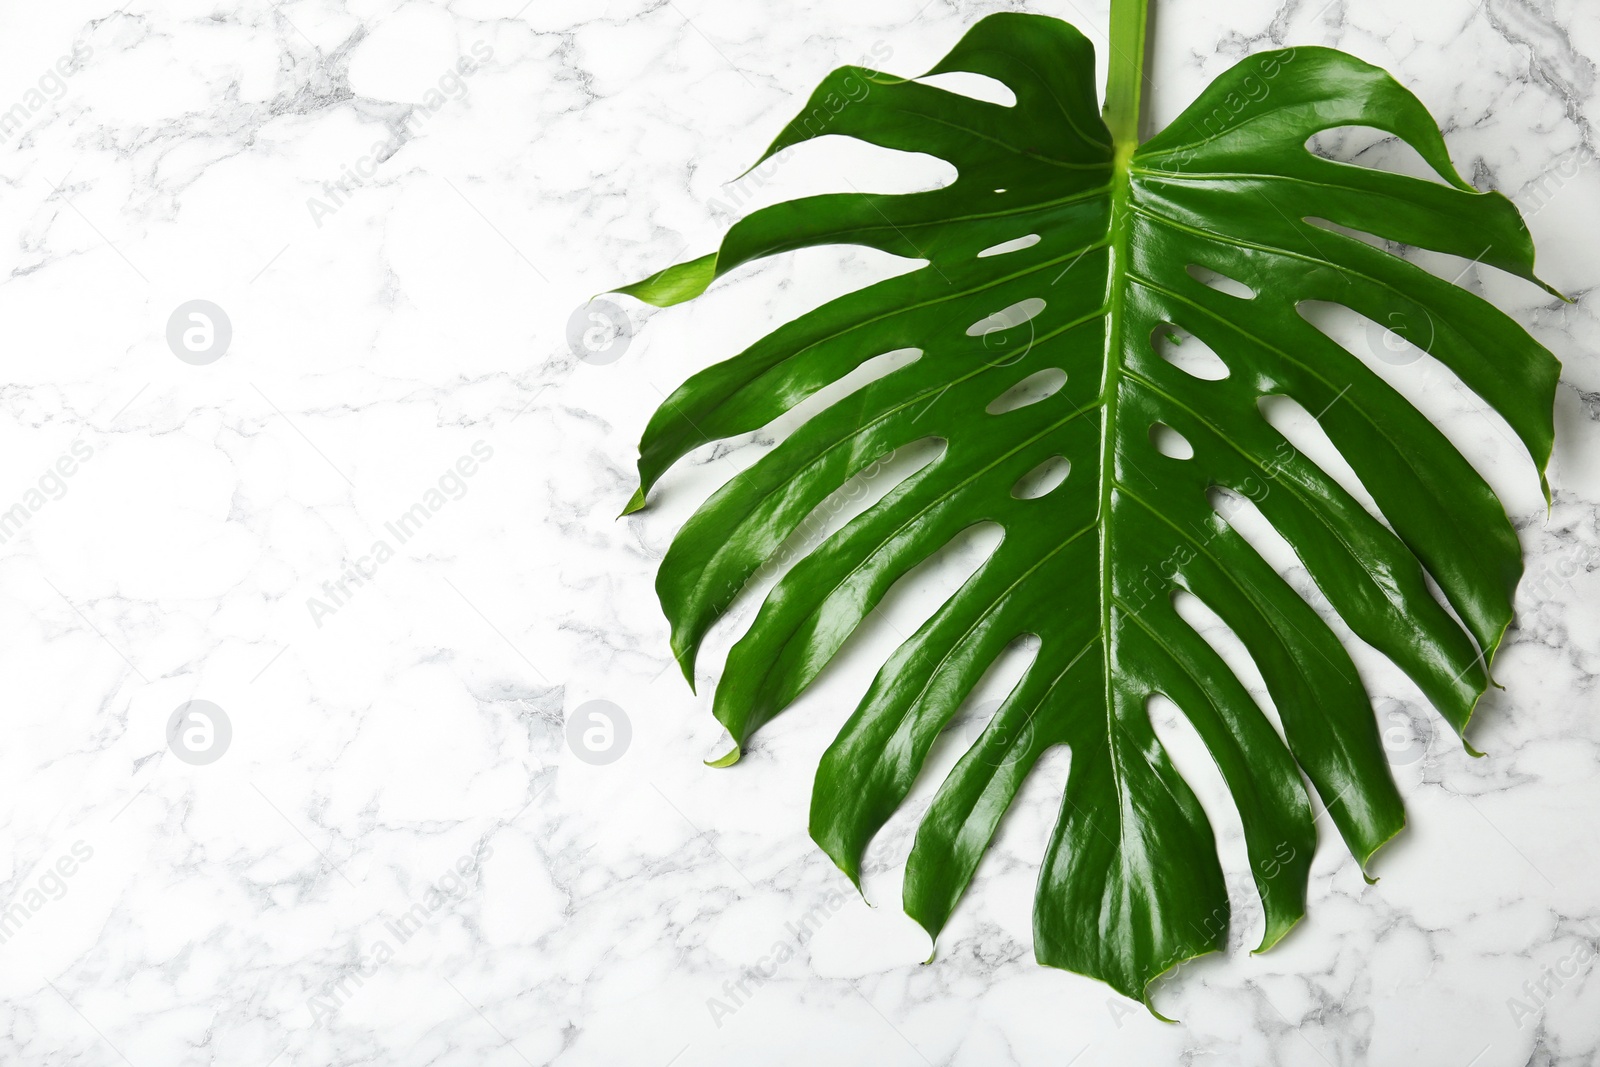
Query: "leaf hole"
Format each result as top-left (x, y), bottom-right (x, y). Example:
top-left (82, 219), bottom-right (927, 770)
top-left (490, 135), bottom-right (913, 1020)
top-left (930, 632), bottom-right (1069, 893)
top-left (701, 437), bottom-right (949, 663)
top-left (1141, 693), bottom-right (1218, 790)
top-left (746, 436), bottom-right (947, 599)
top-left (939, 634), bottom-right (1043, 769)
top-left (967, 297), bottom-right (1046, 338)
top-left (1255, 394), bottom-right (1386, 524)
top-left (1303, 216), bottom-right (1402, 255)
top-left (1304, 126), bottom-right (1448, 184)
top-left (1151, 324), bottom-right (1229, 381)
top-left (691, 347), bottom-right (922, 484)
top-left (1171, 590), bottom-right (1255, 678)
top-left (1150, 423), bottom-right (1193, 460)
top-left (1142, 689), bottom-right (1259, 947)
top-left (861, 521), bottom-right (1006, 658)
top-left (1299, 300), bottom-right (1436, 371)
top-left (986, 367), bottom-right (1065, 415)
top-left (1200, 490), bottom-right (1371, 671)
top-left (733, 139), bottom-right (958, 210)
top-left (1011, 455), bottom-right (1071, 499)
top-left (977, 234), bottom-right (1041, 259)
top-left (914, 71), bottom-right (1017, 108)
top-left (1300, 217), bottom-right (1501, 292)
top-left (1186, 263), bottom-right (1256, 300)
top-left (1205, 481), bottom-right (1338, 618)
top-left (1170, 591), bottom-right (1290, 745)
top-left (757, 347), bottom-right (923, 457)
top-left (1206, 487), bottom-right (1329, 623)
top-left (1206, 485), bottom-right (1246, 525)
top-left (1294, 301), bottom-right (1531, 518)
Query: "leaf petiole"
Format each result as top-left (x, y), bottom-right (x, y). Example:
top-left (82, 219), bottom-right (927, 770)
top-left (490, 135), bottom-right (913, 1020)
top-left (1103, 0), bottom-right (1151, 147)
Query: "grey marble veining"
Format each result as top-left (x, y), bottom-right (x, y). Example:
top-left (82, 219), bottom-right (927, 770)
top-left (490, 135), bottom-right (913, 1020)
top-left (0, 1), bottom-right (1596, 1064)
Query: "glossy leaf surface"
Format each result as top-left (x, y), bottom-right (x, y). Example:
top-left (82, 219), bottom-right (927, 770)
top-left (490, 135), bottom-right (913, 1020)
top-left (614, 13), bottom-right (1559, 1005)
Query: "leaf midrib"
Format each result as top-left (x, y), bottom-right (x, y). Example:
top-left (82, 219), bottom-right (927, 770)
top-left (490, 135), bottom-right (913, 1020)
top-left (1098, 139), bottom-right (1138, 862)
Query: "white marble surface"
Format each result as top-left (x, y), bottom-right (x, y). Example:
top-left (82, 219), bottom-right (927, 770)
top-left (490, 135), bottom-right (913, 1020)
top-left (1, 0), bottom-right (1597, 1064)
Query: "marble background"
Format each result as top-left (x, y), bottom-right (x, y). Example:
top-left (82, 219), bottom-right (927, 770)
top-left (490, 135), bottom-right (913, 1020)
top-left (1, 0), bottom-right (1597, 1064)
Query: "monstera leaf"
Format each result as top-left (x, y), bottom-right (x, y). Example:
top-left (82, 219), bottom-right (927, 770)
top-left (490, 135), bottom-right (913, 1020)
top-left (613, 4), bottom-right (1559, 1007)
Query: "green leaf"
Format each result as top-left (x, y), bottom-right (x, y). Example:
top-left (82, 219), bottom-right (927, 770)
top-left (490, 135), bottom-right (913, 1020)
top-left (613, 11), bottom-right (1559, 1008)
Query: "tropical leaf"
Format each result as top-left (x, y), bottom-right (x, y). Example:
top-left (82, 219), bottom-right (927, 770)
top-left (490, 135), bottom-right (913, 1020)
top-left (612, 7), bottom-right (1560, 1007)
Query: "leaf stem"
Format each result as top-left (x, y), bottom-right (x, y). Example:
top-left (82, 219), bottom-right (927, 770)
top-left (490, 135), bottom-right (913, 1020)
top-left (1103, 0), bottom-right (1151, 147)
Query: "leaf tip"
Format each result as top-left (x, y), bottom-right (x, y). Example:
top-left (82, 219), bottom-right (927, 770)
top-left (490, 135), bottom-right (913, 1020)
top-left (1356, 812), bottom-right (1407, 885)
top-left (1535, 275), bottom-right (1573, 304)
top-left (811, 828), bottom-right (871, 905)
top-left (911, 915), bottom-right (934, 960)
top-left (619, 486), bottom-right (647, 517)
top-left (705, 744), bottom-right (742, 768)
top-left (668, 637), bottom-right (698, 691)
top-left (905, 902), bottom-right (948, 953)
top-left (1253, 911), bottom-right (1304, 955)
top-left (1139, 980), bottom-right (1182, 1023)
top-left (612, 252), bottom-right (720, 308)
top-left (730, 150), bottom-right (775, 184)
